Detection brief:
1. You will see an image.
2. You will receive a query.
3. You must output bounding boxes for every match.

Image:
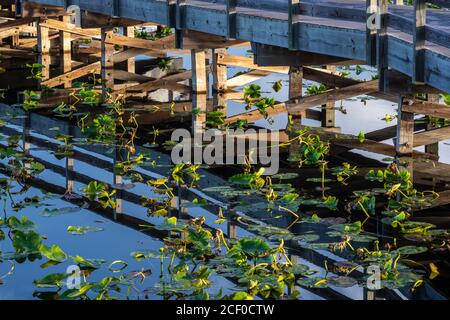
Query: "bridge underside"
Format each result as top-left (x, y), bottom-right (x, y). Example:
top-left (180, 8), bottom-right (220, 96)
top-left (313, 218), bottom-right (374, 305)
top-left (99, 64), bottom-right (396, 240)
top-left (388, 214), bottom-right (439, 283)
top-left (1, 0), bottom-right (450, 172)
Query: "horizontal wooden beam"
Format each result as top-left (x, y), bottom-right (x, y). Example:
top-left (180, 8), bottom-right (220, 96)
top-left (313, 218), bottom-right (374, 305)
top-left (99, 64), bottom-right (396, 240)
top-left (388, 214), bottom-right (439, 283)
top-left (402, 100), bottom-right (450, 119)
top-left (181, 29), bottom-right (247, 49)
top-left (287, 80), bottom-right (379, 115)
top-left (217, 54), bottom-right (289, 74)
top-left (124, 70), bottom-right (193, 94)
top-left (413, 126), bottom-right (450, 147)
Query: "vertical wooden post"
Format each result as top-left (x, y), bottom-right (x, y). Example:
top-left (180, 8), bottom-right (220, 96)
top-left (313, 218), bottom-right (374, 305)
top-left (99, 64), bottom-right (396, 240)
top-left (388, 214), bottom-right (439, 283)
top-left (288, 0), bottom-right (300, 51)
top-left (37, 19), bottom-right (50, 81)
top-left (366, 0), bottom-right (377, 65)
top-left (124, 26), bottom-right (136, 74)
top-left (175, 0), bottom-right (186, 49)
top-left (212, 48), bottom-right (227, 110)
top-left (289, 66), bottom-right (303, 102)
top-left (413, 0), bottom-right (426, 84)
top-left (192, 49), bottom-right (207, 133)
top-left (226, 0), bottom-right (237, 39)
top-left (321, 65), bottom-right (336, 128)
top-left (60, 15), bottom-right (72, 88)
top-left (396, 97), bottom-right (415, 155)
top-left (425, 94), bottom-right (440, 155)
top-left (192, 49), bottom-right (207, 94)
top-left (101, 27), bottom-right (115, 100)
top-left (212, 48), bottom-right (227, 93)
top-left (376, 0), bottom-right (388, 91)
top-left (10, 32), bottom-right (19, 48)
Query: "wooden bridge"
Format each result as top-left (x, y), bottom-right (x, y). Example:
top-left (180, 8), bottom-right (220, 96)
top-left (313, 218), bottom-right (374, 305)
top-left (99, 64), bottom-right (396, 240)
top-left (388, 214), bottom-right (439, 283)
top-left (7, 0), bottom-right (450, 92)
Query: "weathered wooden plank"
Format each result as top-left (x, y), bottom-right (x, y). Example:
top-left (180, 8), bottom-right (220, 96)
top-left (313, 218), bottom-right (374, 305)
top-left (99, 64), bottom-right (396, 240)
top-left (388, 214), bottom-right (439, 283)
top-left (402, 100), bottom-right (450, 119)
top-left (365, 122), bottom-right (426, 142)
top-left (413, 126), bottom-right (450, 147)
top-left (218, 54), bottom-right (289, 74)
top-left (181, 29), bottom-right (246, 49)
top-left (226, 69), bottom-right (269, 89)
top-left (124, 70), bottom-right (193, 93)
top-left (287, 80), bottom-right (379, 115)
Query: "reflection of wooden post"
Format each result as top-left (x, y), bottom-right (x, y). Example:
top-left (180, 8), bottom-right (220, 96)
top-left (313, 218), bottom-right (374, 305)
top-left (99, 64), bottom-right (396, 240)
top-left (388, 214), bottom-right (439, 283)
top-left (364, 288), bottom-right (376, 300)
top-left (289, 248), bottom-right (301, 295)
top-left (396, 97), bottom-right (414, 182)
top-left (23, 112), bottom-right (31, 171)
top-left (396, 97), bottom-right (414, 155)
top-left (11, 29), bottom-right (19, 48)
top-left (170, 183), bottom-right (182, 218)
top-left (425, 94), bottom-right (440, 156)
top-left (289, 66), bottom-right (302, 102)
top-left (66, 126), bottom-right (74, 193)
top-left (227, 221), bottom-right (237, 240)
top-left (321, 65), bottom-right (336, 128)
top-left (60, 16), bottom-right (72, 88)
top-left (124, 26), bottom-right (136, 74)
top-left (192, 50), bottom-right (207, 133)
top-left (101, 27), bottom-right (115, 100)
top-left (113, 144), bottom-right (123, 218)
top-left (212, 48), bottom-right (227, 111)
top-left (288, 66), bottom-right (303, 159)
top-left (37, 19), bottom-right (50, 81)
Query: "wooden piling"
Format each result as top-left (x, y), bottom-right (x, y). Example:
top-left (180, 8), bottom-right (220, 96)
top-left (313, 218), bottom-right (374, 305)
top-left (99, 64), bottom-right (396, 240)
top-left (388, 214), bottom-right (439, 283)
top-left (37, 18), bottom-right (51, 81)
top-left (101, 27), bottom-right (115, 100)
top-left (321, 65), bottom-right (336, 128)
top-left (60, 15), bottom-right (72, 88)
top-left (396, 97), bottom-right (415, 155)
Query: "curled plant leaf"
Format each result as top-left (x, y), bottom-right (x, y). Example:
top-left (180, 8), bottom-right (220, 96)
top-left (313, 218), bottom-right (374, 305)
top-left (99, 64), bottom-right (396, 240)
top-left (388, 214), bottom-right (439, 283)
top-left (39, 244), bottom-right (68, 263)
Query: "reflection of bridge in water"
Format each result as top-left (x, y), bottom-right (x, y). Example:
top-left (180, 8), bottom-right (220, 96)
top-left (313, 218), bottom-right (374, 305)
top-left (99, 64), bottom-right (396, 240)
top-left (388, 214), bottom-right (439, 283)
top-left (0, 102), bottom-right (448, 300)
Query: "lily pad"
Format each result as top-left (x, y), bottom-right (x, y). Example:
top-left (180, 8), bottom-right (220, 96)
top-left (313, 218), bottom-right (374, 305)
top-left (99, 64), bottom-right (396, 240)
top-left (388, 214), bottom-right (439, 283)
top-left (67, 225), bottom-right (104, 235)
top-left (33, 273), bottom-right (68, 288)
top-left (39, 244), bottom-right (68, 263)
top-left (111, 183), bottom-right (136, 190)
top-left (297, 277), bottom-right (329, 288)
top-left (327, 276), bottom-right (358, 288)
top-left (72, 255), bottom-right (105, 269)
top-left (41, 207), bottom-right (80, 217)
top-left (394, 246), bottom-right (428, 255)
